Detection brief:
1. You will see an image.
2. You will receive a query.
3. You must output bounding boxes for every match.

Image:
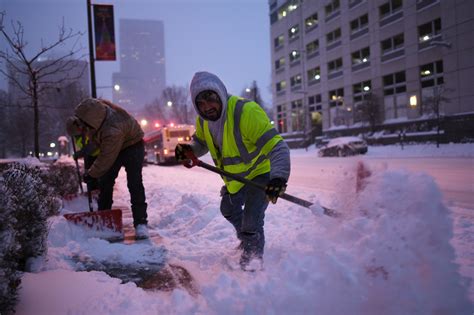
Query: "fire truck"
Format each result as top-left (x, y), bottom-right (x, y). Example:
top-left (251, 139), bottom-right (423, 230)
top-left (143, 124), bottom-right (195, 165)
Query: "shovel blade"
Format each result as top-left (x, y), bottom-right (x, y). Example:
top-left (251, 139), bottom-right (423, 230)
top-left (64, 209), bottom-right (123, 233)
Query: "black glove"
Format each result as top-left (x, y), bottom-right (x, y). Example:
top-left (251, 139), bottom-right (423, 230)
top-left (83, 172), bottom-right (95, 185)
top-left (73, 150), bottom-right (85, 160)
top-left (175, 143), bottom-right (193, 163)
top-left (265, 178), bottom-right (287, 204)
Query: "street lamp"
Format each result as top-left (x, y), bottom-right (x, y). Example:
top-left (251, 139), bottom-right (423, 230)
top-left (113, 84), bottom-right (120, 91)
top-left (167, 101), bottom-right (173, 107)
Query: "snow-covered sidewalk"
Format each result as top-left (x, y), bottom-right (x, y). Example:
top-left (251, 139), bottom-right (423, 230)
top-left (16, 144), bottom-right (473, 314)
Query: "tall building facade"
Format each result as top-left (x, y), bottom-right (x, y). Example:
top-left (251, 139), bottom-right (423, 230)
top-left (112, 19), bottom-right (166, 114)
top-left (269, 0), bottom-right (474, 146)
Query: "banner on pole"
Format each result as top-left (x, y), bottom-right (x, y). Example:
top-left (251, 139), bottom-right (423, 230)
top-left (93, 4), bottom-right (116, 61)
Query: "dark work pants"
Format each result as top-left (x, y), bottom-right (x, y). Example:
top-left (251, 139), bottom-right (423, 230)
top-left (220, 173), bottom-right (270, 257)
top-left (98, 140), bottom-right (148, 227)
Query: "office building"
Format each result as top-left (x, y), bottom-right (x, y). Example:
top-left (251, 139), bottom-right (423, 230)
top-left (269, 0), bottom-right (474, 146)
top-left (112, 19), bottom-right (166, 114)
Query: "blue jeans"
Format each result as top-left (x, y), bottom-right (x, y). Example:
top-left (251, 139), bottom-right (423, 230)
top-left (98, 140), bottom-right (148, 227)
top-left (220, 173), bottom-right (270, 257)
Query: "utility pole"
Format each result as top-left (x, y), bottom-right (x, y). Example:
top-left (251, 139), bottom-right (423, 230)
top-left (87, 0), bottom-right (97, 98)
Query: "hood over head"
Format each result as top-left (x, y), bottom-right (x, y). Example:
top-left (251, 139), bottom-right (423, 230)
top-left (190, 71), bottom-right (228, 122)
top-left (74, 98), bottom-right (107, 130)
top-left (66, 116), bottom-right (82, 136)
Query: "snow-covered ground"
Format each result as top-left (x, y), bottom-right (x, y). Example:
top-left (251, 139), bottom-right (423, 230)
top-left (15, 143), bottom-right (474, 314)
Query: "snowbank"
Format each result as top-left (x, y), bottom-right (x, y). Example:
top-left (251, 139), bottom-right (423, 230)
top-left (16, 157), bottom-right (472, 314)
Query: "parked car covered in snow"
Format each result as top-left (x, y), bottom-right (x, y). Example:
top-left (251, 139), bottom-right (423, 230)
top-left (318, 136), bottom-right (368, 157)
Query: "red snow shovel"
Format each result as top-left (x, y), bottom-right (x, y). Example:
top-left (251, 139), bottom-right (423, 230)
top-left (64, 139), bottom-right (123, 233)
top-left (182, 152), bottom-right (340, 218)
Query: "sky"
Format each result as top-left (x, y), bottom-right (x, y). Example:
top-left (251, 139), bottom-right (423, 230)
top-left (13, 143), bottom-right (474, 314)
top-left (0, 0), bottom-right (272, 104)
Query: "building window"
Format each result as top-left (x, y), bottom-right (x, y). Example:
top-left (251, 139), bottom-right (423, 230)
top-left (276, 104), bottom-right (288, 133)
top-left (307, 66), bottom-right (321, 84)
top-left (326, 28), bottom-right (342, 45)
top-left (288, 24), bottom-right (300, 40)
top-left (328, 57), bottom-right (343, 74)
top-left (381, 33), bottom-right (404, 55)
top-left (418, 18), bottom-right (441, 43)
top-left (306, 39), bottom-right (319, 56)
top-left (351, 47), bottom-right (370, 65)
top-left (325, 0), bottom-right (340, 17)
top-left (305, 12), bottom-right (319, 31)
top-left (420, 60), bottom-right (443, 88)
top-left (275, 57), bottom-right (285, 71)
top-left (350, 14), bottom-right (369, 33)
top-left (353, 80), bottom-right (371, 102)
top-left (276, 80), bottom-right (287, 92)
top-left (379, 0), bottom-right (403, 19)
top-left (289, 50), bottom-right (301, 63)
top-left (291, 99), bottom-right (304, 131)
top-left (308, 94), bottom-right (322, 109)
top-left (420, 60), bottom-right (444, 114)
top-left (383, 71), bottom-right (407, 120)
top-left (329, 88), bottom-right (344, 107)
top-left (274, 34), bottom-right (284, 49)
top-left (272, 0), bottom-right (299, 24)
top-left (290, 74), bottom-right (302, 89)
top-left (383, 71), bottom-right (406, 96)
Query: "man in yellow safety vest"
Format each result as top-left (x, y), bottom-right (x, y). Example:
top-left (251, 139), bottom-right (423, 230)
top-left (175, 71), bottom-right (290, 271)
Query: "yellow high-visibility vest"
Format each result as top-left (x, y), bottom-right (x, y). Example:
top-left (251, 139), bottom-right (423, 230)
top-left (74, 135), bottom-right (100, 157)
top-left (195, 96), bottom-right (283, 193)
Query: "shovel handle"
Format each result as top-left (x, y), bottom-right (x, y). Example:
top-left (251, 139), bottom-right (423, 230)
top-left (184, 153), bottom-right (338, 217)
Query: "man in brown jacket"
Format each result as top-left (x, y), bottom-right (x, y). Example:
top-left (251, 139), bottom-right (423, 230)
top-left (74, 98), bottom-right (149, 238)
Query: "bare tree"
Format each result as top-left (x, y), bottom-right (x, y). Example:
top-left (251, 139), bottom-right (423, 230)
top-left (355, 93), bottom-right (380, 133)
top-left (422, 85), bottom-right (451, 148)
top-left (0, 12), bottom-right (86, 158)
top-left (161, 85), bottom-right (191, 124)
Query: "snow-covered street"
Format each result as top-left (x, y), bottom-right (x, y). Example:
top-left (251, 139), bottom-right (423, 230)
top-left (16, 143), bottom-right (474, 314)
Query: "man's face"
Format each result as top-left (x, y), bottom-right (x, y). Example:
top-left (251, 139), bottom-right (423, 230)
top-left (195, 91), bottom-right (222, 121)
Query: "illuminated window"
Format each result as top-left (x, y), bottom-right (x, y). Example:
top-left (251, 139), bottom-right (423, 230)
top-left (351, 47), bottom-right (370, 65)
top-left (275, 57), bottom-right (285, 71)
top-left (329, 88), bottom-right (344, 107)
top-left (288, 24), bottom-right (300, 40)
top-left (418, 18), bottom-right (441, 43)
top-left (289, 50), bottom-right (301, 63)
top-left (307, 66), bottom-right (321, 84)
top-left (290, 74), bottom-right (302, 88)
top-left (353, 80), bottom-right (372, 102)
top-left (305, 12), bottom-right (318, 30)
top-left (420, 60), bottom-right (443, 88)
top-left (276, 80), bottom-right (287, 92)
top-left (274, 34), bottom-right (284, 49)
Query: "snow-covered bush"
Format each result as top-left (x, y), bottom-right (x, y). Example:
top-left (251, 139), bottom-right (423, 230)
top-left (1, 163), bottom-right (52, 270)
top-left (41, 162), bottom-right (79, 199)
top-left (0, 180), bottom-right (21, 315)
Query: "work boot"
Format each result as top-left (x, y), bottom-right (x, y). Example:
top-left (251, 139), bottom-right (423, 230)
top-left (135, 224), bottom-right (149, 240)
top-left (239, 250), bottom-right (263, 272)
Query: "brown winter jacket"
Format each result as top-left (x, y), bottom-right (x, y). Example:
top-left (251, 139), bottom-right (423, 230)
top-left (74, 99), bottom-right (144, 178)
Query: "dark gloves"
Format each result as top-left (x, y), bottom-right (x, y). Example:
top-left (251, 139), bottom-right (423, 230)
top-left (265, 178), bottom-right (287, 204)
top-left (73, 150), bottom-right (84, 160)
top-left (83, 172), bottom-right (95, 185)
top-left (175, 143), bottom-right (196, 168)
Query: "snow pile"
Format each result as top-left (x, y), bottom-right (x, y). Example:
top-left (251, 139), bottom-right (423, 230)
top-left (15, 159), bottom-right (472, 314)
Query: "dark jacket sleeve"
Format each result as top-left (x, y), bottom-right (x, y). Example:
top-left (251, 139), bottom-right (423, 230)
top-left (268, 140), bottom-right (291, 182)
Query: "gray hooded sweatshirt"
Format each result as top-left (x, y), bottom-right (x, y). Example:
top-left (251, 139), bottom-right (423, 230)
top-left (189, 71), bottom-right (290, 182)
